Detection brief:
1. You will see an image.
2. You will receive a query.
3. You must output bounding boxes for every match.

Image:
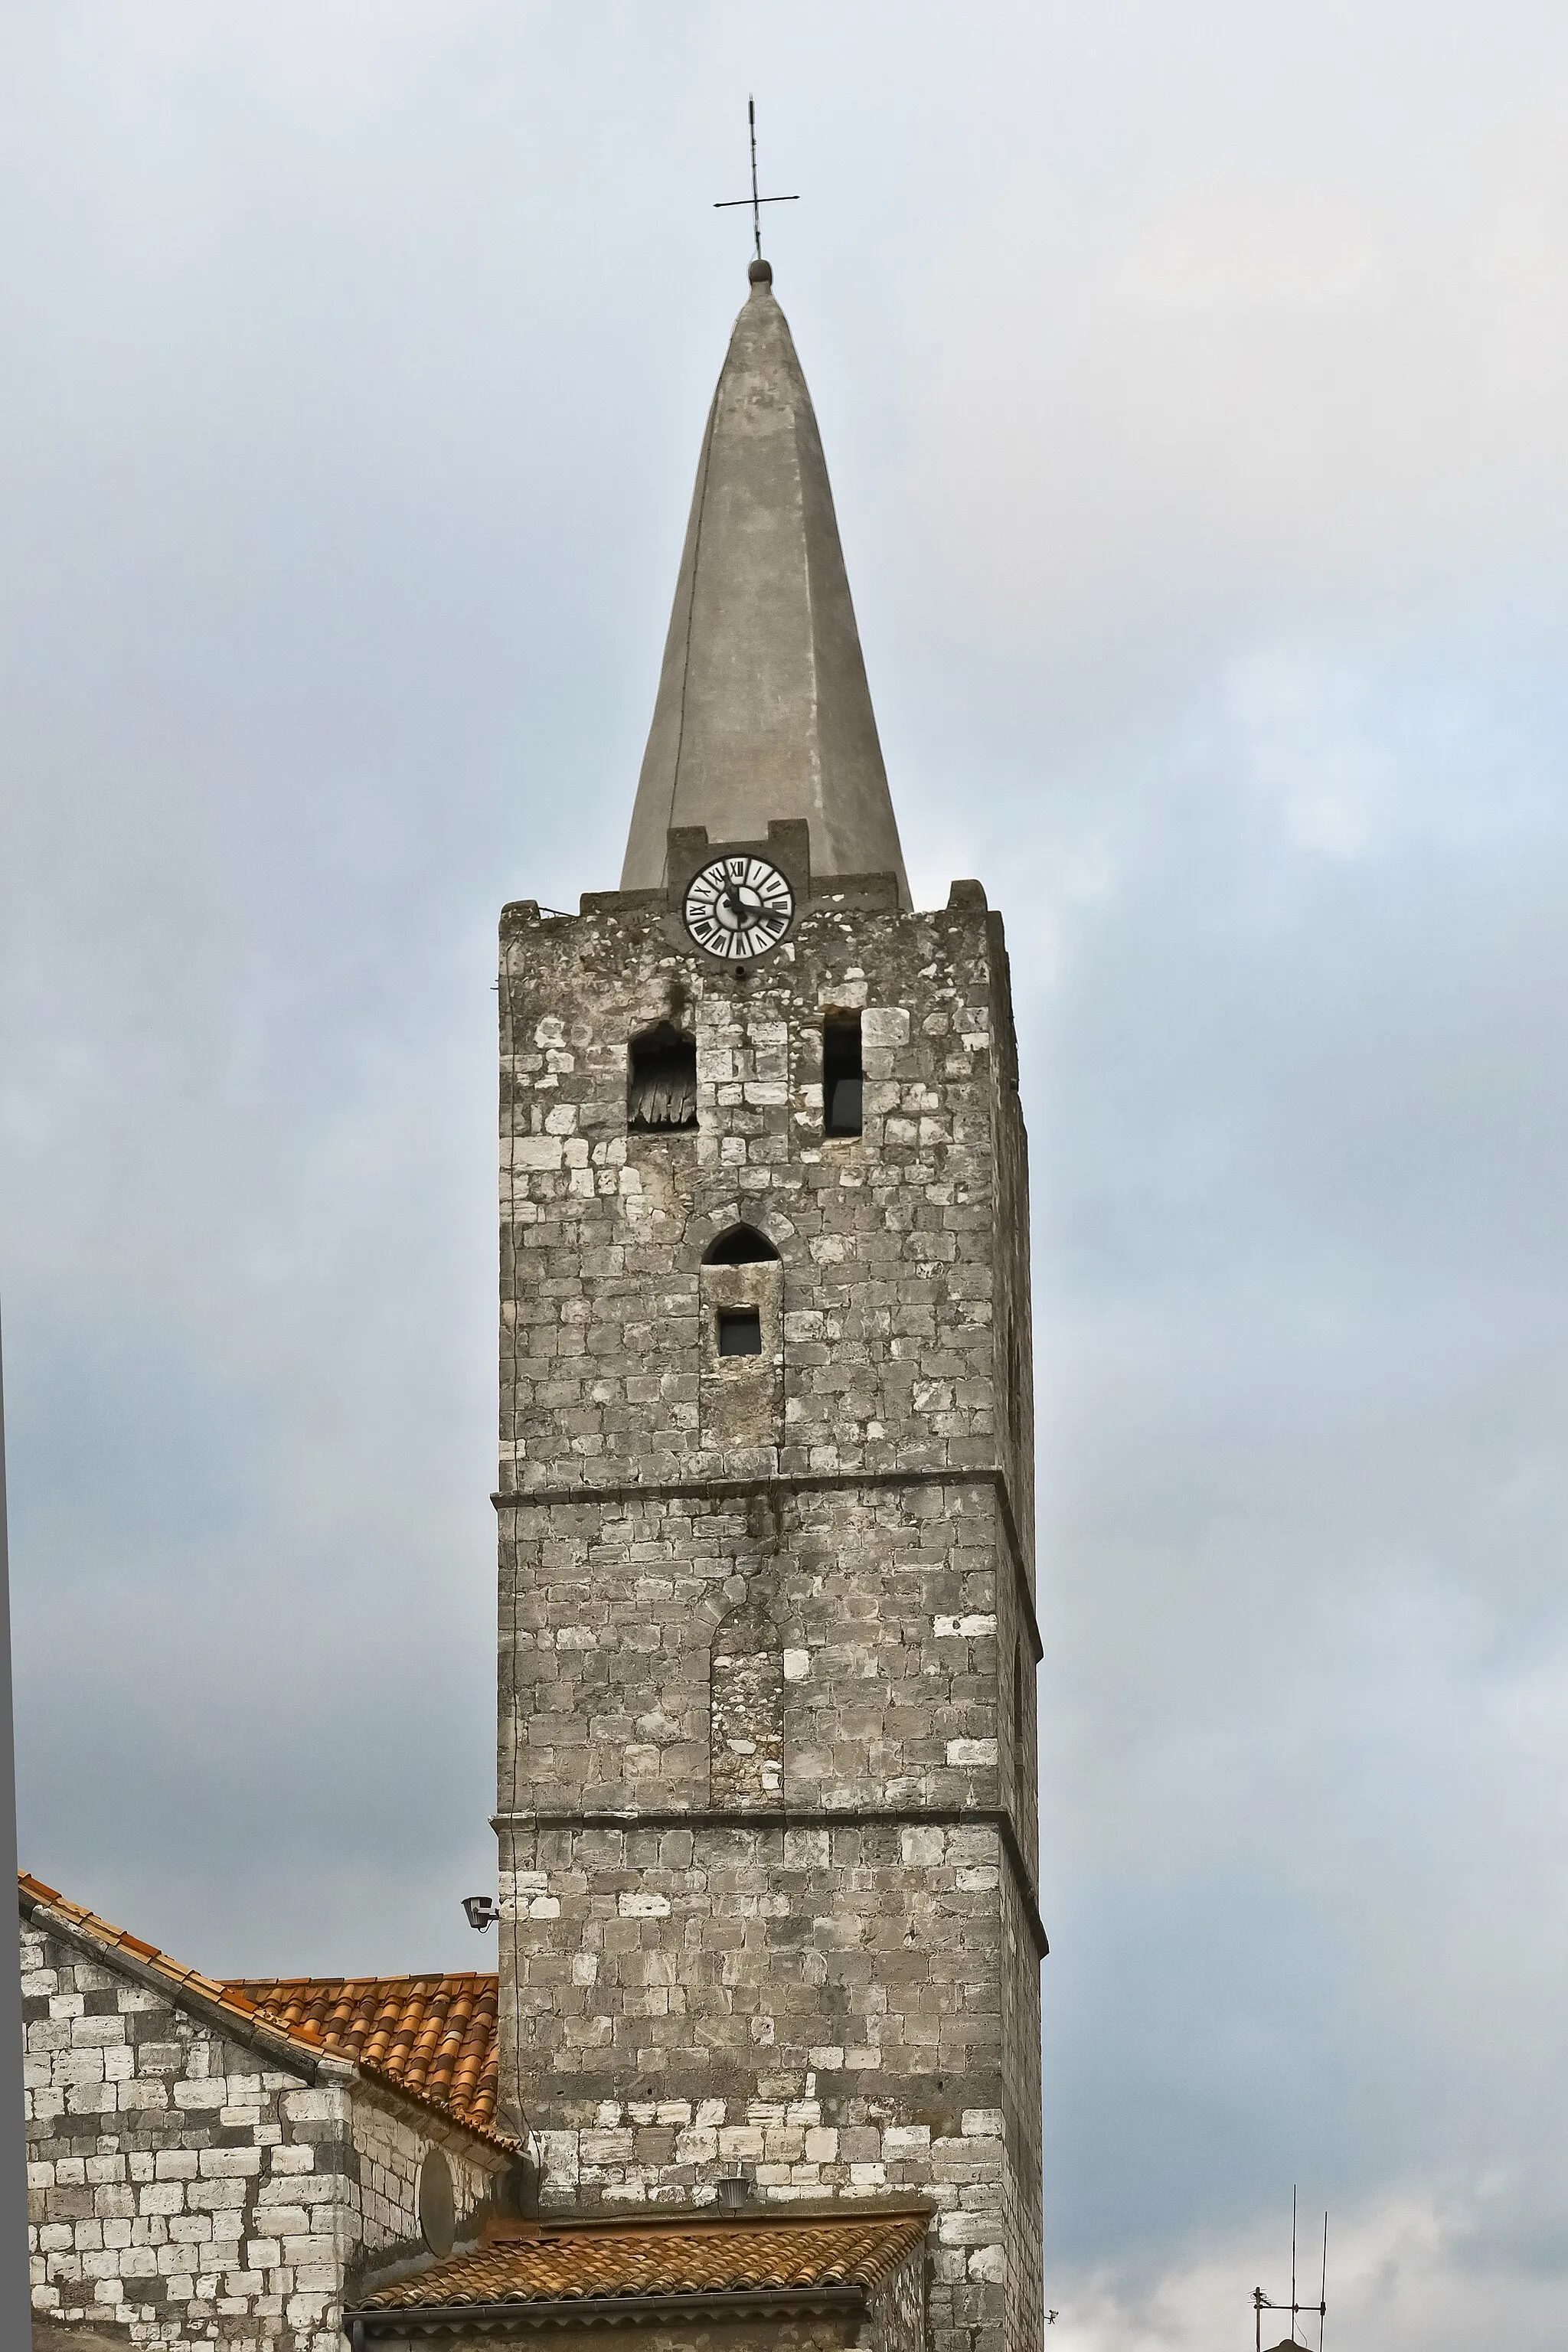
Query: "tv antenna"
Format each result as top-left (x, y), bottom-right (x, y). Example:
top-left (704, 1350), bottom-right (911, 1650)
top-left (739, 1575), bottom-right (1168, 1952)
top-left (714, 98), bottom-right (799, 260)
top-left (1252, 2188), bottom-right (1328, 2351)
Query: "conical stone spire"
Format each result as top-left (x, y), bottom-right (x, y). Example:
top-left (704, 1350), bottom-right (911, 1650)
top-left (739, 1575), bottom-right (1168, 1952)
top-left (621, 260), bottom-right (910, 903)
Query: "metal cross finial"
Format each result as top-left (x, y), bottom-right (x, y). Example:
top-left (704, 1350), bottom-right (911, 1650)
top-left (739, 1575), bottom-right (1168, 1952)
top-left (714, 97), bottom-right (798, 259)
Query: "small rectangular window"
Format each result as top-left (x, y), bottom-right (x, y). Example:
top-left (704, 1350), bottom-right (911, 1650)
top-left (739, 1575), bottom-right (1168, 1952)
top-left (717, 1308), bottom-right (763, 1357)
top-left (822, 1014), bottom-right (863, 1136)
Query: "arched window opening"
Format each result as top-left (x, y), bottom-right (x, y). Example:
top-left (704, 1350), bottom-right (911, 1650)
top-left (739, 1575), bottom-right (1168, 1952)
top-left (628, 1023), bottom-right (697, 1132)
top-left (702, 1223), bottom-right (779, 1266)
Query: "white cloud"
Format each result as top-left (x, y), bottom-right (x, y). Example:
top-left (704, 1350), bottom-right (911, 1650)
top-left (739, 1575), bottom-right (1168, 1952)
top-left (1054, 2184), bottom-right (1568, 2352)
top-left (5, 5), bottom-right (1568, 2341)
top-left (913, 76), bottom-right (1568, 649)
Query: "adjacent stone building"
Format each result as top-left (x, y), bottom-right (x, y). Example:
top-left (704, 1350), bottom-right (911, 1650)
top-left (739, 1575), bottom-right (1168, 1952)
top-left (23, 253), bottom-right (1046, 2350)
top-left (20, 1873), bottom-right (514, 2350)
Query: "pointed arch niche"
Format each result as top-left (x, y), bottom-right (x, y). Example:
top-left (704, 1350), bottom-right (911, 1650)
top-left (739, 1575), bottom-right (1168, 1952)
top-left (697, 1225), bottom-right (783, 1450)
top-left (701, 1223), bottom-right (779, 1266)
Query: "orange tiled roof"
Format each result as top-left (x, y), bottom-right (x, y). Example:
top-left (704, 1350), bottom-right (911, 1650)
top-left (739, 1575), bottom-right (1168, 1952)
top-left (224, 1972), bottom-right (500, 2139)
top-left (18, 1871), bottom-right (514, 2154)
top-left (354, 2208), bottom-right (929, 2314)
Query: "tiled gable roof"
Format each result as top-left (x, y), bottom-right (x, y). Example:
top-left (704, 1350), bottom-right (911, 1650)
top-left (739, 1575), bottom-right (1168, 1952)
top-left (18, 1871), bottom-right (514, 2154)
top-left (224, 1972), bottom-right (500, 2139)
top-left (19, 1870), bottom-right (288, 2040)
top-left (353, 2207), bottom-right (929, 2317)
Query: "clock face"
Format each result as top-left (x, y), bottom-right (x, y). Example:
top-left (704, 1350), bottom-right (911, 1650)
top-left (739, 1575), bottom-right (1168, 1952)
top-left (683, 855), bottom-right (795, 961)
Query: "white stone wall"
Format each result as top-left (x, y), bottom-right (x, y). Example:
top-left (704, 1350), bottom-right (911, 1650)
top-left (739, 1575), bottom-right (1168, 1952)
top-left (351, 2094), bottom-right (495, 2256)
top-left (532, 2083), bottom-right (1001, 2236)
top-left (23, 1915), bottom-right (354, 2350)
top-left (21, 1912), bottom-right (509, 2347)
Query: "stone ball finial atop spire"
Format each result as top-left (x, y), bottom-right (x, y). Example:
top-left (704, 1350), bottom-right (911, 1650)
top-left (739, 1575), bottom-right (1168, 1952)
top-left (748, 257), bottom-right (773, 288)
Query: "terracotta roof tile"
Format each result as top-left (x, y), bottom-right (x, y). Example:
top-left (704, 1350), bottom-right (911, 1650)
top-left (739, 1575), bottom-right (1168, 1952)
top-left (355, 2209), bottom-right (929, 2313)
top-left (18, 1871), bottom-right (515, 2155)
top-left (18, 1871), bottom-right (276, 2042)
top-left (224, 1972), bottom-right (501, 2139)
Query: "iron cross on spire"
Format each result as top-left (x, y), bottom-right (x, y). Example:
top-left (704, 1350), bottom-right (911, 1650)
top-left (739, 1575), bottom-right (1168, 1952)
top-left (714, 97), bottom-right (799, 259)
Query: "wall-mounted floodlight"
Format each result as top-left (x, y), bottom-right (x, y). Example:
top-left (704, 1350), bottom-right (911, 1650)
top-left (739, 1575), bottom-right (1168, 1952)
top-left (462, 1895), bottom-right (500, 1931)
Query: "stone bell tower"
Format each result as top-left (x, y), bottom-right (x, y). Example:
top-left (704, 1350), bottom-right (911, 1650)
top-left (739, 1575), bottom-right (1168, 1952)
top-left (494, 258), bottom-right (1045, 2352)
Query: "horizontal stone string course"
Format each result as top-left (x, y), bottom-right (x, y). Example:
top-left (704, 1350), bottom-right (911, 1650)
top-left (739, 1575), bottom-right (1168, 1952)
top-left (491, 1808), bottom-right (1048, 1958)
top-left (492, 1461), bottom-right (1043, 1664)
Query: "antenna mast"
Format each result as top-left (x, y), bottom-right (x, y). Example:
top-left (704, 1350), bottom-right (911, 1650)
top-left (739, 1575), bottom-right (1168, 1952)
top-left (1252, 2190), bottom-right (1328, 2350)
top-left (1319, 2212), bottom-right (1328, 2350)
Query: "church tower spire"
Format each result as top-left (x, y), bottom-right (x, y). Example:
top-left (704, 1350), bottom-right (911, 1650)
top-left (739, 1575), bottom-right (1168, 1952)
top-left (621, 260), bottom-right (910, 903)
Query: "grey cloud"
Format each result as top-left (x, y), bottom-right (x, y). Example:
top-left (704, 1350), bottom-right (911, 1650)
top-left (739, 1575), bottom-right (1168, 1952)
top-left (4, 6), bottom-right (1568, 2345)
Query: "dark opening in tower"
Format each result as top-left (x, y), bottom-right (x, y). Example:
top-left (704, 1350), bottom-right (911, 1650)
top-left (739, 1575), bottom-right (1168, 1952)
top-left (717, 1308), bottom-right (763, 1357)
top-left (822, 1013), bottom-right (863, 1135)
top-left (702, 1224), bottom-right (779, 1266)
top-left (628, 1022), bottom-right (697, 1131)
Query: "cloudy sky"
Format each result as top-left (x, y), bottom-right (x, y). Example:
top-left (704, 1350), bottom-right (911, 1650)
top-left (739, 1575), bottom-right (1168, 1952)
top-left (4, 4), bottom-right (1568, 2345)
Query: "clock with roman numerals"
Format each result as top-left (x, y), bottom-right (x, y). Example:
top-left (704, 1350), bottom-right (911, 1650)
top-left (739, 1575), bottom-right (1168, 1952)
top-left (682, 854), bottom-right (795, 962)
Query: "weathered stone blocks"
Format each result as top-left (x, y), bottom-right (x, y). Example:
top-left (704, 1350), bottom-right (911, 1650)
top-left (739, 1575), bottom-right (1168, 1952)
top-left (495, 878), bottom-right (1044, 2351)
top-left (21, 1915), bottom-right (501, 2350)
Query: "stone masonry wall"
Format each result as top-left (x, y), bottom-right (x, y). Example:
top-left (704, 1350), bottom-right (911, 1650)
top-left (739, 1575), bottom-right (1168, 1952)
top-left (22, 1914), bottom-right (353, 2351)
top-left (349, 2095), bottom-right (495, 2270)
top-left (497, 890), bottom-right (1008, 1491)
top-left (498, 1480), bottom-right (1008, 1818)
top-left (986, 913), bottom-right (1035, 1568)
top-left (870, 2240), bottom-right (929, 2352)
top-left (495, 878), bottom-right (1044, 2352)
top-left (1001, 1868), bottom-right (1044, 2351)
top-left (22, 1912), bottom-right (510, 2347)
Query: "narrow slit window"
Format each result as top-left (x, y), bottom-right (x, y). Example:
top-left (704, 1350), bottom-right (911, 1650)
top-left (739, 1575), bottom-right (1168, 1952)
top-left (717, 1308), bottom-right (763, 1357)
top-left (823, 1014), bottom-right (863, 1136)
top-left (628, 1023), bottom-right (697, 1132)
